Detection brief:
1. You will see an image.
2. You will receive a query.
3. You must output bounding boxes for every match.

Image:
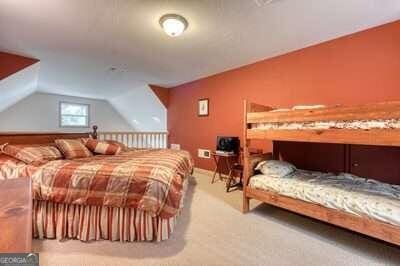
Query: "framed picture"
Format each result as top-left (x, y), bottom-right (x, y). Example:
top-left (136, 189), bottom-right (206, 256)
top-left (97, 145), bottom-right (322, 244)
top-left (198, 98), bottom-right (209, 116)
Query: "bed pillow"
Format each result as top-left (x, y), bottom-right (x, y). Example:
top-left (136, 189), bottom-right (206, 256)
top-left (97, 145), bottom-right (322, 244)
top-left (81, 138), bottom-right (128, 152)
top-left (0, 153), bottom-right (25, 166)
top-left (1, 144), bottom-right (63, 165)
top-left (55, 139), bottom-right (93, 159)
top-left (104, 140), bottom-right (128, 152)
top-left (83, 138), bottom-right (122, 155)
top-left (0, 153), bottom-right (27, 180)
top-left (255, 160), bottom-right (296, 178)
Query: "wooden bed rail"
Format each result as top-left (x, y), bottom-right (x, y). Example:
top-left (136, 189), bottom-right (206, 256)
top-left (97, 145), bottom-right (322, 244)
top-left (244, 100), bottom-right (400, 147)
top-left (247, 102), bottom-right (274, 113)
top-left (246, 101), bottom-right (400, 123)
top-left (245, 187), bottom-right (400, 246)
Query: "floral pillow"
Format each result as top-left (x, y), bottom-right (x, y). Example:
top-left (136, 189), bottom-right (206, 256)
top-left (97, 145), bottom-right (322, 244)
top-left (255, 160), bottom-right (296, 178)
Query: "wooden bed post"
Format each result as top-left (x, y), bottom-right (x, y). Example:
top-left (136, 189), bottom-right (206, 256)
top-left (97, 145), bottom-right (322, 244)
top-left (243, 100), bottom-right (250, 213)
top-left (243, 100), bottom-right (275, 213)
top-left (92, 125), bottom-right (98, 139)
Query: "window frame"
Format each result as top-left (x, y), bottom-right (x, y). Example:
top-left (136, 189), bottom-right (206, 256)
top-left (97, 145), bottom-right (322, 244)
top-left (59, 101), bottom-right (90, 128)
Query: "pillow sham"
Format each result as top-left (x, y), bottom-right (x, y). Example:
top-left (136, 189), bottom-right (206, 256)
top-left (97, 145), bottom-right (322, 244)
top-left (83, 138), bottom-right (122, 155)
top-left (255, 160), bottom-right (296, 178)
top-left (0, 153), bottom-right (24, 166)
top-left (81, 138), bottom-right (128, 152)
top-left (1, 144), bottom-right (63, 165)
top-left (55, 139), bottom-right (93, 159)
top-left (104, 140), bottom-right (128, 151)
top-left (0, 153), bottom-right (27, 180)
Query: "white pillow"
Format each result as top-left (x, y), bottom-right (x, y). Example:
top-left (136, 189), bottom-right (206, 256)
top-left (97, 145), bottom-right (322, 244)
top-left (255, 160), bottom-right (296, 178)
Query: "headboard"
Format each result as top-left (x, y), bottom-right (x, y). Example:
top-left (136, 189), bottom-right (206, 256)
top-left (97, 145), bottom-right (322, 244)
top-left (0, 126), bottom-right (98, 145)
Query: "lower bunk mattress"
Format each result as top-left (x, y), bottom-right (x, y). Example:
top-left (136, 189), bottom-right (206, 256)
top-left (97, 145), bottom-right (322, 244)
top-left (249, 170), bottom-right (400, 226)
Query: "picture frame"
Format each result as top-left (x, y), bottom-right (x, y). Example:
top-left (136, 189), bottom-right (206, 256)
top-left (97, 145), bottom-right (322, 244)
top-left (198, 98), bottom-right (209, 117)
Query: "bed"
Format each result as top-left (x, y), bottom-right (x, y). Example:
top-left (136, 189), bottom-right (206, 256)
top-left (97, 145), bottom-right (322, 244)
top-left (242, 101), bottom-right (400, 246)
top-left (250, 169), bottom-right (400, 227)
top-left (0, 129), bottom-right (193, 242)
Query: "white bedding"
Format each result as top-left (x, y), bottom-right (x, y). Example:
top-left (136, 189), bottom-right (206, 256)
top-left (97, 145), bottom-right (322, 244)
top-left (249, 170), bottom-right (400, 226)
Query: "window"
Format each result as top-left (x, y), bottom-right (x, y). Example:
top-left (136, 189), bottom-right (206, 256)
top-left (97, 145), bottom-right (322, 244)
top-left (60, 102), bottom-right (90, 128)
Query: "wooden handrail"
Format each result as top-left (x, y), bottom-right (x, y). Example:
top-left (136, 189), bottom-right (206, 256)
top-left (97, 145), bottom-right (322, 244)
top-left (99, 131), bottom-right (168, 135)
top-left (97, 131), bottom-right (168, 149)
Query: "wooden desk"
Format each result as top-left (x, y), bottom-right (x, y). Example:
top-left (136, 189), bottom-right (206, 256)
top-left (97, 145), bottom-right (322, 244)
top-left (0, 177), bottom-right (32, 253)
top-left (211, 152), bottom-right (237, 184)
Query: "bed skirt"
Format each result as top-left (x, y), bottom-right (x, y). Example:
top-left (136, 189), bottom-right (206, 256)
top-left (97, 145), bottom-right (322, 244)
top-left (32, 178), bottom-right (189, 242)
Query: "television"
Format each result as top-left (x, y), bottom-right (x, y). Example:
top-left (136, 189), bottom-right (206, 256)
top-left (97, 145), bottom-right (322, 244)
top-left (216, 136), bottom-right (240, 155)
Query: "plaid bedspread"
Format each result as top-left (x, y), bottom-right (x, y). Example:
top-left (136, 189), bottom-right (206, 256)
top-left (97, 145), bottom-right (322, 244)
top-left (29, 149), bottom-right (193, 218)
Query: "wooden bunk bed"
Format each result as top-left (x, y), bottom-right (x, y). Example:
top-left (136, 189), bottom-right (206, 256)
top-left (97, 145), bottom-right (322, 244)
top-left (242, 100), bottom-right (400, 246)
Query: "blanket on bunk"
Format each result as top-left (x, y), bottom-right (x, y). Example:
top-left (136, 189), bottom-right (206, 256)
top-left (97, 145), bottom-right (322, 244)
top-left (249, 170), bottom-right (400, 226)
top-left (1, 149), bottom-right (193, 218)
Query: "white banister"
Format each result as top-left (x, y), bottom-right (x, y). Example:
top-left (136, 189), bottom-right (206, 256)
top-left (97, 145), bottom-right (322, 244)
top-left (97, 132), bottom-right (168, 149)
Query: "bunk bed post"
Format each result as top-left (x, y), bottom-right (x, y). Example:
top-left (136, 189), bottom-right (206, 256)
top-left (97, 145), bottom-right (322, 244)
top-left (344, 144), bottom-right (351, 173)
top-left (243, 100), bottom-right (251, 213)
top-left (272, 141), bottom-right (280, 160)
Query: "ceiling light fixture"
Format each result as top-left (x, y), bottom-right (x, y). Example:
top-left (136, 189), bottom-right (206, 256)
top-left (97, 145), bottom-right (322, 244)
top-left (159, 14), bottom-right (188, 37)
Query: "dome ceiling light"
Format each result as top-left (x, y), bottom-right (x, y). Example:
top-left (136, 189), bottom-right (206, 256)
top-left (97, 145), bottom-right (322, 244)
top-left (159, 14), bottom-right (188, 37)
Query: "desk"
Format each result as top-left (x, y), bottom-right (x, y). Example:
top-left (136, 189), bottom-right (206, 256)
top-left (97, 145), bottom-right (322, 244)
top-left (0, 177), bottom-right (32, 253)
top-left (211, 152), bottom-right (237, 184)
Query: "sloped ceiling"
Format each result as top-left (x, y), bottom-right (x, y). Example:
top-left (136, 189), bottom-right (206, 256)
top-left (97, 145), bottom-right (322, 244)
top-left (0, 52), bottom-right (39, 80)
top-left (0, 62), bottom-right (40, 112)
top-left (1, 0), bottom-right (400, 130)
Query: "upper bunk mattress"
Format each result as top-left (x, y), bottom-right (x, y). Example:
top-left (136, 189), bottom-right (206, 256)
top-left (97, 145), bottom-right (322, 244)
top-left (251, 119), bottom-right (400, 130)
top-left (249, 170), bottom-right (400, 226)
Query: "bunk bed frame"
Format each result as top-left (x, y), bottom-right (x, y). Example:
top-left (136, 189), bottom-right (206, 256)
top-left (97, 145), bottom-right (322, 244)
top-left (242, 100), bottom-right (400, 246)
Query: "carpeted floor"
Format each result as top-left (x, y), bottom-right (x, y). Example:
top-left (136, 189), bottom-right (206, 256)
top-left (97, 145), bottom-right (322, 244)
top-left (33, 169), bottom-right (400, 266)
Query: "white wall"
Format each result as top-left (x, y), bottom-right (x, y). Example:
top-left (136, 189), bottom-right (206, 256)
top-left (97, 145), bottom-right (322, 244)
top-left (110, 84), bottom-right (167, 131)
top-left (0, 92), bottom-right (133, 132)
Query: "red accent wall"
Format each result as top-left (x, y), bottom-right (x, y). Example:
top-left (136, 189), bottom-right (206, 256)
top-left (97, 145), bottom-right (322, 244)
top-left (0, 52), bottom-right (39, 80)
top-left (168, 20), bottom-right (400, 173)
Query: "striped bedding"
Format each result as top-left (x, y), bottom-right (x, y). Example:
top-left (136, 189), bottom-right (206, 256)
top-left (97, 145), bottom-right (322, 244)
top-left (33, 178), bottom-right (189, 242)
top-left (30, 149), bottom-right (193, 219)
top-left (1, 148), bottom-right (193, 242)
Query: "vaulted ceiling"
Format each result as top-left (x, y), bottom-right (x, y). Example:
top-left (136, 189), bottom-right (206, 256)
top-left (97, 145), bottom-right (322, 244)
top-left (1, 0), bottom-right (400, 129)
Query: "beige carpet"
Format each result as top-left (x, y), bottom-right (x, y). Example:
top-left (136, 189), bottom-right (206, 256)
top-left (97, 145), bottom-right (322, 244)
top-left (33, 169), bottom-right (400, 266)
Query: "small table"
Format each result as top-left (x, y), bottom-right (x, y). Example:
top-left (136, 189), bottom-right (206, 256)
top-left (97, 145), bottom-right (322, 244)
top-left (226, 163), bottom-right (244, 192)
top-left (211, 152), bottom-right (238, 184)
top-left (0, 177), bottom-right (32, 253)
